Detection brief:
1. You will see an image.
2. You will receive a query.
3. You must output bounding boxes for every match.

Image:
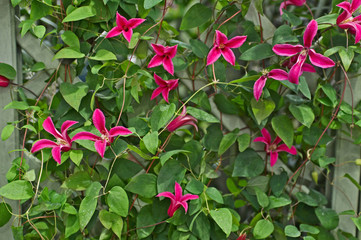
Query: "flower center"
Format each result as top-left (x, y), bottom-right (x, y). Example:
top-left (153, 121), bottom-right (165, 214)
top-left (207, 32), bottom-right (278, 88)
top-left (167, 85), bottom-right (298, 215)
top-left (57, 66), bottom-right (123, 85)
top-left (57, 138), bottom-right (67, 146)
top-left (300, 49), bottom-right (308, 56)
top-left (219, 43), bottom-right (225, 49)
top-left (261, 69), bottom-right (269, 76)
top-left (269, 143), bottom-right (278, 151)
top-left (101, 134), bottom-right (110, 143)
top-left (342, 16), bottom-right (354, 24)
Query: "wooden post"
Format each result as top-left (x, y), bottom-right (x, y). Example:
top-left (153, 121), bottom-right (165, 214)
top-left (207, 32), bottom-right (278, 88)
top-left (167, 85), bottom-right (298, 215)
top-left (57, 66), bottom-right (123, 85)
top-left (0, 0), bottom-right (20, 237)
top-left (332, 74), bottom-right (361, 238)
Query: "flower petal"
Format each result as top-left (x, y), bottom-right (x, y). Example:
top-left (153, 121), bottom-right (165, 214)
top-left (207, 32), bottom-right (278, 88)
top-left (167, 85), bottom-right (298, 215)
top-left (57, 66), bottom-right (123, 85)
top-left (253, 137), bottom-right (269, 145)
top-left (122, 29), bottom-right (133, 43)
top-left (351, 0), bottom-right (361, 12)
top-left (174, 182), bottom-right (182, 201)
top-left (206, 47), bottom-right (222, 65)
top-left (226, 36), bottom-right (247, 48)
top-left (52, 146), bottom-right (62, 164)
top-left (215, 30), bottom-right (228, 45)
top-left (308, 49), bottom-right (335, 68)
top-left (106, 27), bottom-right (123, 38)
top-left (109, 126), bottom-right (132, 137)
top-left (93, 109), bottom-right (107, 134)
top-left (72, 132), bottom-right (100, 142)
top-left (61, 120), bottom-right (78, 136)
top-left (148, 55), bottom-right (164, 68)
top-left (276, 144), bottom-right (297, 155)
top-left (273, 44), bottom-right (303, 56)
top-left (165, 45), bottom-right (178, 58)
top-left (168, 79), bottom-right (179, 90)
top-left (95, 140), bottom-right (107, 158)
top-left (161, 88), bottom-right (170, 103)
top-left (261, 128), bottom-right (272, 144)
top-left (179, 201), bottom-right (189, 213)
top-left (156, 191), bottom-right (175, 199)
top-left (268, 69), bottom-right (288, 80)
top-left (337, 10), bottom-right (352, 25)
top-left (253, 76), bottom-right (267, 101)
top-left (151, 44), bottom-right (165, 55)
top-left (0, 75), bottom-right (10, 87)
top-left (154, 73), bottom-right (166, 87)
top-left (302, 63), bottom-right (316, 72)
top-left (303, 20), bottom-right (318, 48)
top-left (43, 117), bottom-right (62, 139)
top-left (128, 18), bottom-right (146, 29)
top-left (288, 53), bottom-right (307, 84)
top-left (151, 87), bottom-right (163, 101)
top-left (269, 151), bottom-right (279, 167)
top-left (221, 48), bottom-right (236, 65)
top-left (116, 12), bottom-right (127, 28)
top-left (181, 193), bottom-right (199, 202)
top-left (31, 139), bottom-right (58, 153)
top-left (163, 56), bottom-right (174, 75)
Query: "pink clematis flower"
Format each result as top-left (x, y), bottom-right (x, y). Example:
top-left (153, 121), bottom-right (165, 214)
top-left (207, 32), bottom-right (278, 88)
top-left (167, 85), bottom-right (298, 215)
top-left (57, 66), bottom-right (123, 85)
top-left (167, 106), bottom-right (198, 132)
top-left (254, 128), bottom-right (297, 167)
top-left (156, 182), bottom-right (199, 217)
top-left (273, 20), bottom-right (335, 84)
top-left (105, 12), bottom-right (145, 42)
top-left (279, 0), bottom-right (306, 15)
top-left (148, 44), bottom-right (178, 75)
top-left (151, 73), bottom-right (179, 103)
top-left (254, 69), bottom-right (288, 101)
top-left (0, 75), bottom-right (10, 87)
top-left (237, 233), bottom-right (247, 240)
top-left (72, 109), bottom-right (132, 158)
top-left (207, 30), bottom-right (247, 66)
top-left (282, 54), bottom-right (316, 73)
top-left (337, 0), bottom-right (361, 43)
top-left (31, 117), bottom-right (78, 164)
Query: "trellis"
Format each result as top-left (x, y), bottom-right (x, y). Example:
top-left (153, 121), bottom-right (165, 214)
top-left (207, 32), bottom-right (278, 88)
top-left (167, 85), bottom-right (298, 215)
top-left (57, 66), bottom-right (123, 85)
top-left (1, 0), bottom-right (361, 238)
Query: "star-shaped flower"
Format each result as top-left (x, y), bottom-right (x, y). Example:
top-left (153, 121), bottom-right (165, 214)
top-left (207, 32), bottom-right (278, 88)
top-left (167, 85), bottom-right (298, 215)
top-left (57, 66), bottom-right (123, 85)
top-left (253, 69), bottom-right (288, 101)
top-left (0, 75), bottom-right (10, 87)
top-left (254, 128), bottom-right (297, 167)
top-left (337, 0), bottom-right (361, 43)
top-left (151, 73), bottom-right (179, 103)
top-left (31, 117), bottom-right (78, 164)
top-left (280, 0), bottom-right (306, 15)
top-left (156, 182), bottom-right (199, 217)
top-left (148, 44), bottom-right (178, 75)
top-left (167, 106), bottom-right (198, 132)
top-left (273, 20), bottom-right (335, 84)
top-left (105, 12), bottom-right (145, 42)
top-left (72, 109), bottom-right (132, 158)
top-left (207, 30), bottom-right (247, 66)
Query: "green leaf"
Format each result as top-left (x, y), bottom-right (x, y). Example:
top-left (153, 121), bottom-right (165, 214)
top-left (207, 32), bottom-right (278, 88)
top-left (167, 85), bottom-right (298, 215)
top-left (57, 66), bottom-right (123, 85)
top-left (218, 129), bottom-right (238, 155)
top-left (206, 187), bottom-right (224, 204)
top-left (79, 196), bottom-right (97, 230)
top-left (210, 208), bottom-right (232, 237)
top-left (267, 196), bottom-right (292, 209)
top-left (160, 150), bottom-right (191, 165)
top-left (272, 25), bottom-right (299, 45)
top-left (285, 225), bottom-right (301, 237)
top-left (54, 47), bottom-right (85, 59)
top-left (339, 47), bottom-right (354, 71)
top-left (157, 159), bottom-right (186, 193)
top-left (255, 188), bottom-right (269, 208)
top-left (190, 39), bottom-right (209, 58)
top-left (33, 25), bottom-right (46, 38)
top-left (31, 62), bottom-right (45, 72)
top-left (251, 98), bottom-right (275, 124)
top-left (299, 76), bottom-right (311, 99)
top-left (289, 104), bottom-right (315, 128)
top-left (232, 149), bottom-right (264, 178)
top-left (143, 131), bottom-right (158, 154)
top-left (128, 145), bottom-right (152, 160)
top-left (0, 203), bottom-right (12, 227)
top-left (316, 13), bottom-right (338, 29)
top-left (352, 216), bottom-right (361, 231)
top-left (282, 9), bottom-right (302, 26)
top-left (89, 49), bottom-right (117, 61)
top-left (61, 31), bottom-right (80, 50)
top-left (214, 94), bottom-right (239, 114)
top-left (187, 106), bottom-right (219, 123)
top-left (270, 171), bottom-right (287, 197)
top-left (60, 82), bottom-right (89, 111)
top-left (1, 125), bottom-right (14, 141)
top-left (203, 124), bottom-right (223, 152)
top-left (315, 207), bottom-right (339, 230)
top-left (150, 103), bottom-right (176, 131)
top-left (69, 150), bottom-right (83, 166)
top-left (125, 174), bottom-right (157, 198)
top-left (180, 3), bottom-right (212, 30)
top-left (65, 215), bottom-right (79, 238)
top-left (144, 0), bottom-right (162, 9)
top-left (137, 205), bottom-right (155, 238)
top-left (0, 63), bottom-right (16, 79)
top-left (62, 6), bottom-right (96, 22)
top-left (321, 84), bottom-right (338, 108)
top-left (30, 0), bottom-right (52, 20)
top-left (271, 115), bottom-right (294, 148)
top-left (0, 180), bottom-right (34, 200)
top-left (186, 179), bottom-right (204, 195)
top-left (21, 124), bottom-right (37, 133)
top-left (23, 170), bottom-right (35, 182)
top-left (4, 101), bottom-right (29, 110)
top-left (240, 43), bottom-right (274, 61)
top-left (254, 0), bottom-right (264, 15)
top-left (107, 186), bottom-right (129, 217)
top-left (253, 219), bottom-right (274, 239)
top-left (63, 203), bottom-right (77, 215)
top-left (61, 171), bottom-right (92, 191)
top-left (99, 210), bottom-right (123, 238)
top-left (237, 134), bottom-right (250, 152)
top-left (300, 224), bottom-right (320, 234)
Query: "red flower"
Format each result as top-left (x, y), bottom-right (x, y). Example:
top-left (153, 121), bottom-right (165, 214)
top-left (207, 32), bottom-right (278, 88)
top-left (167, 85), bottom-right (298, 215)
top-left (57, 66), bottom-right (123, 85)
top-left (207, 30), bottom-right (247, 66)
top-left (31, 117), bottom-right (77, 164)
top-left (105, 12), bottom-right (145, 42)
top-left (151, 73), bottom-right (179, 103)
top-left (237, 233), bottom-right (247, 240)
top-left (72, 109), bottom-right (132, 158)
top-left (156, 182), bottom-right (199, 217)
top-left (273, 20), bottom-right (335, 84)
top-left (279, 0), bottom-right (306, 15)
top-left (167, 106), bottom-right (198, 132)
top-left (0, 75), bottom-right (10, 87)
top-left (254, 128), bottom-right (297, 167)
top-left (337, 0), bottom-right (361, 43)
top-left (253, 69), bottom-right (288, 101)
top-left (148, 44), bottom-right (178, 75)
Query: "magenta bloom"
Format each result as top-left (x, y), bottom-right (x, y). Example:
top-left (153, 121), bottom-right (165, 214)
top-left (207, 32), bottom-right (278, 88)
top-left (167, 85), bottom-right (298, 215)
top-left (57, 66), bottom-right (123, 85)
top-left (31, 117), bottom-right (77, 164)
top-left (279, 0), bottom-right (306, 15)
top-left (282, 54), bottom-right (316, 74)
top-left (167, 106), bottom-right (198, 132)
top-left (337, 0), bottom-right (361, 43)
top-left (148, 44), bottom-right (178, 75)
top-left (254, 128), bottom-right (297, 167)
top-left (207, 30), bottom-right (247, 66)
top-left (72, 109), bottom-right (132, 158)
top-left (151, 73), bottom-right (179, 103)
top-left (273, 20), bottom-right (335, 84)
top-left (0, 75), bottom-right (10, 87)
top-left (105, 12), bottom-right (145, 42)
top-left (157, 182), bottom-right (199, 217)
top-left (254, 69), bottom-right (288, 101)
